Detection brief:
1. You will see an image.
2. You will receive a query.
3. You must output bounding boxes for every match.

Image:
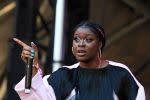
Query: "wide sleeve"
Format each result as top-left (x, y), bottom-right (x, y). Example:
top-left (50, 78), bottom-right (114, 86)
top-left (118, 69), bottom-right (145, 100)
top-left (109, 61), bottom-right (145, 100)
top-left (14, 70), bottom-right (56, 100)
top-left (124, 68), bottom-right (145, 100)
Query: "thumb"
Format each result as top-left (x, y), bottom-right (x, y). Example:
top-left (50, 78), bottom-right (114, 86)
top-left (31, 42), bottom-right (39, 67)
top-left (31, 42), bottom-right (38, 52)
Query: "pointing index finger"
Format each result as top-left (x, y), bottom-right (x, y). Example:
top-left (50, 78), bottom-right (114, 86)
top-left (13, 38), bottom-right (28, 47)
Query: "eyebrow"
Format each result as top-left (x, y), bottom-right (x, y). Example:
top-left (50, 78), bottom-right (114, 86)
top-left (74, 33), bottom-right (94, 36)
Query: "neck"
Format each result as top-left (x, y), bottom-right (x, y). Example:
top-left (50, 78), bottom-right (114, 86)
top-left (79, 57), bottom-right (102, 69)
top-left (79, 57), bottom-right (109, 69)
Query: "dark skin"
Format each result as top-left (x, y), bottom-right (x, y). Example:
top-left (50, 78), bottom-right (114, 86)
top-left (72, 27), bottom-right (109, 69)
top-left (13, 27), bottom-right (108, 77)
top-left (13, 38), bottom-right (39, 77)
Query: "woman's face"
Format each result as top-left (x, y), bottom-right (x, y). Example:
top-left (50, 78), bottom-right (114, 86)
top-left (72, 27), bottom-right (100, 62)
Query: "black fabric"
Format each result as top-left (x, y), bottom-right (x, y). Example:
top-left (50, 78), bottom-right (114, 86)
top-left (47, 67), bottom-right (78, 100)
top-left (47, 65), bottom-right (138, 100)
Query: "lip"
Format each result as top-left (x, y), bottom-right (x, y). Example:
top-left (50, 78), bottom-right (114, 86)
top-left (77, 50), bottom-right (86, 56)
top-left (78, 49), bottom-right (86, 53)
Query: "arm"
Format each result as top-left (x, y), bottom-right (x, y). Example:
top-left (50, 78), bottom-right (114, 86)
top-left (123, 68), bottom-right (145, 100)
top-left (118, 69), bottom-right (145, 100)
top-left (136, 84), bottom-right (145, 100)
top-left (15, 70), bottom-right (56, 100)
top-left (109, 61), bottom-right (145, 100)
top-left (13, 38), bottom-right (56, 99)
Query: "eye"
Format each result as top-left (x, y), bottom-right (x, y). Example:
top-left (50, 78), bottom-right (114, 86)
top-left (85, 38), bottom-right (93, 43)
top-left (73, 37), bottom-right (80, 43)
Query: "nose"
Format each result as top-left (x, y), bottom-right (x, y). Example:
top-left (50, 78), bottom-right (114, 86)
top-left (78, 40), bottom-right (85, 47)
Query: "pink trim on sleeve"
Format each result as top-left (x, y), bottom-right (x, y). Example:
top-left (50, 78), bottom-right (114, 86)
top-left (15, 69), bottom-right (56, 100)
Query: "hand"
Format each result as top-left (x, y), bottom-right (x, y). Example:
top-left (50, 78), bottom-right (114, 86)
top-left (13, 38), bottom-right (39, 76)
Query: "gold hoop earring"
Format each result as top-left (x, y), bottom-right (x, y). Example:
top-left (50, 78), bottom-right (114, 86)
top-left (99, 48), bottom-right (102, 58)
top-left (98, 49), bottom-right (102, 68)
top-left (72, 47), bottom-right (74, 55)
top-left (72, 47), bottom-right (73, 52)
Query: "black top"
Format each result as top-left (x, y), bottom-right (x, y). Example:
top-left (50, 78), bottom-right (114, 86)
top-left (47, 64), bottom-right (138, 100)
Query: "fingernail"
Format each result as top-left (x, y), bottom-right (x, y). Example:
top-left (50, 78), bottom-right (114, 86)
top-left (31, 42), bottom-right (35, 45)
top-left (31, 49), bottom-right (35, 53)
top-left (13, 38), bottom-right (16, 41)
top-left (31, 53), bottom-right (35, 57)
top-left (30, 56), bottom-right (34, 59)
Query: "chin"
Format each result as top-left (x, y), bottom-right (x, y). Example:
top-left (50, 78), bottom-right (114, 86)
top-left (76, 57), bottom-right (90, 63)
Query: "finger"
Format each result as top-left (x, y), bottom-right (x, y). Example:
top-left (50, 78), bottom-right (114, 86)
top-left (22, 54), bottom-right (34, 60)
top-left (22, 50), bottom-right (31, 56)
top-left (21, 52), bottom-right (30, 57)
top-left (23, 47), bottom-right (32, 52)
top-left (32, 63), bottom-right (39, 69)
top-left (21, 55), bottom-right (28, 63)
top-left (31, 42), bottom-right (38, 52)
top-left (13, 38), bottom-right (28, 47)
top-left (22, 49), bottom-right (35, 57)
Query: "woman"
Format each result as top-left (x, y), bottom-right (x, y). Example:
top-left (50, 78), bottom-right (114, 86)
top-left (14, 22), bottom-right (145, 100)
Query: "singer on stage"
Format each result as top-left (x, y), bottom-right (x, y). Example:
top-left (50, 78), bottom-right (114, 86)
top-left (14, 22), bottom-right (145, 100)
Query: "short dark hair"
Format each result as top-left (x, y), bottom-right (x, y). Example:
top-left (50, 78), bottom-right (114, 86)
top-left (73, 21), bottom-right (106, 51)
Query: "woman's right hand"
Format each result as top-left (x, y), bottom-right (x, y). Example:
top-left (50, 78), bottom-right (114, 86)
top-left (13, 38), bottom-right (40, 77)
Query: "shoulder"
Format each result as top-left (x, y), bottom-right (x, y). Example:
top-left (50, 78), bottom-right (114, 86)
top-left (109, 60), bottom-right (138, 77)
top-left (62, 63), bottom-right (80, 69)
top-left (108, 61), bottom-right (143, 86)
top-left (107, 61), bottom-right (133, 79)
top-left (108, 60), bottom-right (130, 71)
top-left (108, 60), bottom-right (134, 74)
top-left (49, 63), bottom-right (79, 78)
top-left (50, 63), bottom-right (79, 75)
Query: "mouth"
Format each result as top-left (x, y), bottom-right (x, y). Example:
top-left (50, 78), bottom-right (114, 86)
top-left (77, 50), bottom-right (86, 56)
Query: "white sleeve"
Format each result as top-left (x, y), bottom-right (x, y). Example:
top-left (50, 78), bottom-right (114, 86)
top-left (14, 70), bottom-right (56, 100)
top-left (135, 83), bottom-right (145, 100)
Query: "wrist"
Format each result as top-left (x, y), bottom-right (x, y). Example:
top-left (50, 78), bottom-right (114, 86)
top-left (32, 64), bottom-right (39, 77)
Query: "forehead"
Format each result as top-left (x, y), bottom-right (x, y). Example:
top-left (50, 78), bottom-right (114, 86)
top-left (74, 27), bottom-right (96, 36)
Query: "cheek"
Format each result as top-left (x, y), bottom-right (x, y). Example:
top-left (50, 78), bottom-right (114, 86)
top-left (87, 43), bottom-right (99, 50)
top-left (86, 44), bottom-right (99, 55)
top-left (88, 47), bottom-right (99, 58)
top-left (72, 43), bottom-right (78, 53)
